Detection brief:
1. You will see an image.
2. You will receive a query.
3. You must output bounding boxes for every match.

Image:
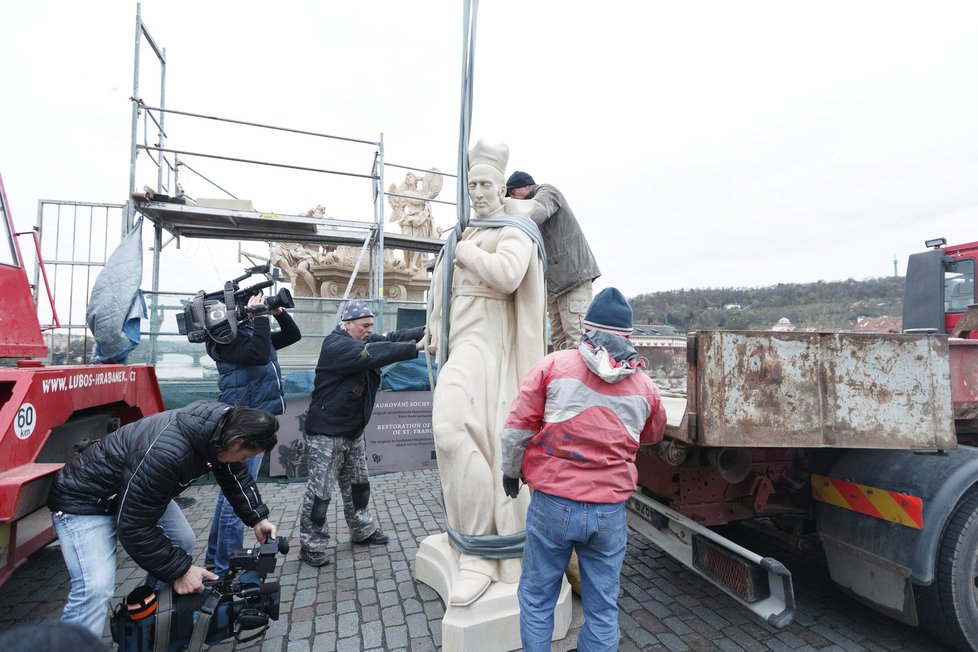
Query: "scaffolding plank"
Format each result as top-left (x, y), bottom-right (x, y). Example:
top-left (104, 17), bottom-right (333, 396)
top-left (133, 200), bottom-right (445, 253)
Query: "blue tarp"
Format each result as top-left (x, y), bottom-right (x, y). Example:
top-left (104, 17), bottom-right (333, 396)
top-left (87, 221), bottom-right (146, 363)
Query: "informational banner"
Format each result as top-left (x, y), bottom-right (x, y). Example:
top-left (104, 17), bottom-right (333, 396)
top-left (363, 390), bottom-right (436, 473)
top-left (269, 394), bottom-right (311, 478)
top-left (267, 390), bottom-right (436, 477)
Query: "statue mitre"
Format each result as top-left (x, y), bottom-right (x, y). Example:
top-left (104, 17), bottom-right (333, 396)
top-left (467, 140), bottom-right (509, 174)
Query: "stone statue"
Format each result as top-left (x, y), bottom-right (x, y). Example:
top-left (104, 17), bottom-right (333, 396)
top-left (269, 242), bottom-right (324, 297)
top-left (388, 168), bottom-right (444, 271)
top-left (426, 141), bottom-right (546, 607)
top-left (268, 206), bottom-right (332, 297)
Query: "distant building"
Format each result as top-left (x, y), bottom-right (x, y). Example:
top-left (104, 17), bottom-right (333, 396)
top-left (853, 315), bottom-right (902, 333)
top-left (771, 317), bottom-right (794, 332)
top-left (632, 323), bottom-right (685, 347)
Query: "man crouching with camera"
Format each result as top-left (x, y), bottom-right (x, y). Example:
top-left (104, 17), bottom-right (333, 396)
top-left (47, 401), bottom-right (279, 638)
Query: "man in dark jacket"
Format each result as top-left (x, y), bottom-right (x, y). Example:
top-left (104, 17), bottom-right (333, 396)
top-left (299, 299), bottom-right (425, 567)
top-left (506, 171), bottom-right (601, 351)
top-left (48, 401), bottom-right (279, 637)
top-left (204, 291), bottom-right (300, 575)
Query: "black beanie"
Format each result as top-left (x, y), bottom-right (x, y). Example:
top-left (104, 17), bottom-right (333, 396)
top-left (505, 171), bottom-right (535, 189)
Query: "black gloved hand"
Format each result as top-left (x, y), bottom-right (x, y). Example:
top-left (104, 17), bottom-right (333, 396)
top-left (502, 475), bottom-right (520, 499)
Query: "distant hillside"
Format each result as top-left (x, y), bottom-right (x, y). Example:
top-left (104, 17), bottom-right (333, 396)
top-left (631, 276), bottom-right (905, 331)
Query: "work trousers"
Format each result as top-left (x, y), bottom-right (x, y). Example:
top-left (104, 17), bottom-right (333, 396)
top-left (299, 433), bottom-right (376, 560)
top-left (548, 281), bottom-right (593, 351)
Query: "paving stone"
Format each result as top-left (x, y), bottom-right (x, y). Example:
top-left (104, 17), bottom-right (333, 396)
top-left (0, 470), bottom-right (953, 652)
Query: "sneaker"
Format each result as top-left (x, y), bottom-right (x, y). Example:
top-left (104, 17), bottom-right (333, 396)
top-left (353, 530), bottom-right (390, 546)
top-left (300, 549), bottom-right (331, 567)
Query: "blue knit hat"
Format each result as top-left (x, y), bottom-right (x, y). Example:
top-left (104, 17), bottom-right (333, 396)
top-left (341, 299), bottom-right (374, 321)
top-left (505, 171), bottom-right (535, 190)
top-left (583, 288), bottom-right (633, 336)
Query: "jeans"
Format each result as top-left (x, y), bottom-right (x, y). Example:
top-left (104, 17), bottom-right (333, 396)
top-left (52, 500), bottom-right (196, 638)
top-left (206, 453), bottom-right (263, 574)
top-left (518, 490), bottom-right (627, 652)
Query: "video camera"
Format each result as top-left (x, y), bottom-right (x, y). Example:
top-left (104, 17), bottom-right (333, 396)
top-left (175, 264), bottom-right (294, 344)
top-left (111, 536), bottom-right (290, 652)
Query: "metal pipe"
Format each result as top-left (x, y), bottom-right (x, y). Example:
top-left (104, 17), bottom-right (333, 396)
top-left (128, 4), bottom-right (143, 227)
top-left (136, 105), bottom-right (381, 146)
top-left (375, 134), bottom-right (385, 313)
top-left (136, 145), bottom-right (378, 180)
top-left (385, 162), bottom-right (458, 178)
top-left (15, 230), bottom-right (60, 329)
top-left (156, 45), bottom-right (167, 200)
top-left (384, 191), bottom-right (456, 207)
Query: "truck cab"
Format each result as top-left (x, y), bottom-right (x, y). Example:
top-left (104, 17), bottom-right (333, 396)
top-left (0, 170), bottom-right (164, 585)
top-left (0, 176), bottom-right (47, 359)
top-left (904, 237), bottom-right (978, 336)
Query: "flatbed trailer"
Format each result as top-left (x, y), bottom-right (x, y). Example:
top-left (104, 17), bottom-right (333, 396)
top-left (628, 239), bottom-right (978, 650)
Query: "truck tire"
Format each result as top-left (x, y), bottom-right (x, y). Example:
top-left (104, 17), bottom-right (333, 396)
top-left (915, 488), bottom-right (978, 651)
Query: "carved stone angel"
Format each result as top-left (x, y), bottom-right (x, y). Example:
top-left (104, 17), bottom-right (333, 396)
top-left (388, 168), bottom-right (444, 270)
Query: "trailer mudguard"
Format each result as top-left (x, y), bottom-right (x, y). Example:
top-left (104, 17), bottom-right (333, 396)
top-left (817, 446), bottom-right (978, 586)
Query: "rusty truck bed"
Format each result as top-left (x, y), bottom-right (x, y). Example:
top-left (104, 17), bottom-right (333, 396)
top-left (641, 331), bottom-right (975, 450)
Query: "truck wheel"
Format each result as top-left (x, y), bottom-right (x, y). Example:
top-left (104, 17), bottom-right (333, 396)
top-left (916, 489), bottom-right (978, 651)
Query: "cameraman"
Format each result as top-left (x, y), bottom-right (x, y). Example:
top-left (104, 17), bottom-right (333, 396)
top-left (204, 291), bottom-right (300, 576)
top-left (48, 401), bottom-right (280, 638)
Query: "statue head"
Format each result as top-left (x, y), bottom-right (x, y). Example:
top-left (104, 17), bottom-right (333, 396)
top-left (467, 140), bottom-right (509, 218)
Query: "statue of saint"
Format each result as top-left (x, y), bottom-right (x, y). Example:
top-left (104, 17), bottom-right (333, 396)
top-left (426, 141), bottom-right (546, 606)
top-left (388, 169), bottom-right (444, 270)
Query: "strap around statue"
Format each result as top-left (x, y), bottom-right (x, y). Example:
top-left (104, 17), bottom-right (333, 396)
top-left (434, 216), bottom-right (546, 368)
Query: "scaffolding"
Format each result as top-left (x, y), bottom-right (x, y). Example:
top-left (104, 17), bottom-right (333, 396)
top-left (30, 3), bottom-right (454, 408)
top-left (127, 3), bottom-right (449, 307)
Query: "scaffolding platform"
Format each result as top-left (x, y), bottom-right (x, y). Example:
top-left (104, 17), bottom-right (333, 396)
top-left (133, 199), bottom-right (447, 253)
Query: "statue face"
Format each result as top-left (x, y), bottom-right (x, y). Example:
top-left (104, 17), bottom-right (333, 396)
top-left (468, 164), bottom-right (505, 217)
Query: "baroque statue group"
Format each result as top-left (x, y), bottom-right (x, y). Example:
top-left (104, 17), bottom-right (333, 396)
top-left (268, 169), bottom-right (444, 299)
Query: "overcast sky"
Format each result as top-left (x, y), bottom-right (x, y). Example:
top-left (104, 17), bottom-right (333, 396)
top-left (3, 0), bottom-right (978, 300)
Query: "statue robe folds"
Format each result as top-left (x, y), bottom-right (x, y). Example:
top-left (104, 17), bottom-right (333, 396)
top-left (428, 216), bottom-right (546, 589)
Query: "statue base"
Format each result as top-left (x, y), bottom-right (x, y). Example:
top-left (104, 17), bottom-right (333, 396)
top-left (415, 533), bottom-right (572, 652)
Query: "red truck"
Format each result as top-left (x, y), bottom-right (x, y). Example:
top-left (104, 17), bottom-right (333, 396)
top-left (0, 171), bottom-right (164, 585)
top-left (627, 237), bottom-right (978, 651)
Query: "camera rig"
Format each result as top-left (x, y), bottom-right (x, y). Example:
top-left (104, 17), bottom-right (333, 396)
top-left (175, 264), bottom-right (294, 344)
top-left (112, 536), bottom-right (290, 652)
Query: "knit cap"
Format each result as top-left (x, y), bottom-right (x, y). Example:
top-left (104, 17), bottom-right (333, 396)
top-left (582, 288), bottom-right (633, 336)
top-left (505, 171), bottom-right (535, 190)
top-left (341, 299), bottom-right (374, 321)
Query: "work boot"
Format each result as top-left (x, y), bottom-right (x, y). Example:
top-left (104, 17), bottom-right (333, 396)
top-left (353, 530), bottom-right (390, 546)
top-left (300, 548), bottom-right (331, 567)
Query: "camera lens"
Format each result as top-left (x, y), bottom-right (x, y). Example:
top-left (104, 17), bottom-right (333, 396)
top-left (264, 288), bottom-right (294, 311)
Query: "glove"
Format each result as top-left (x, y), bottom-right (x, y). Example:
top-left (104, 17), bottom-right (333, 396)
top-left (502, 475), bottom-right (521, 499)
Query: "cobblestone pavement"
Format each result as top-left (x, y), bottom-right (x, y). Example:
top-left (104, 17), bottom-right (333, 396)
top-left (0, 470), bottom-right (948, 651)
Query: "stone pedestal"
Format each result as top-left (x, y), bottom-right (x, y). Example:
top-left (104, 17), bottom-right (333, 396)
top-left (415, 533), bottom-right (572, 652)
top-left (310, 263), bottom-right (430, 301)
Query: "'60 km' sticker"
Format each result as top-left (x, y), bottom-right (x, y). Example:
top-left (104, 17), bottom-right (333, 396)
top-left (15, 403), bottom-right (37, 440)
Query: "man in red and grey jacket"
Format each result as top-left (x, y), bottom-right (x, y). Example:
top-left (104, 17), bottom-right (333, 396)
top-left (500, 287), bottom-right (666, 652)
